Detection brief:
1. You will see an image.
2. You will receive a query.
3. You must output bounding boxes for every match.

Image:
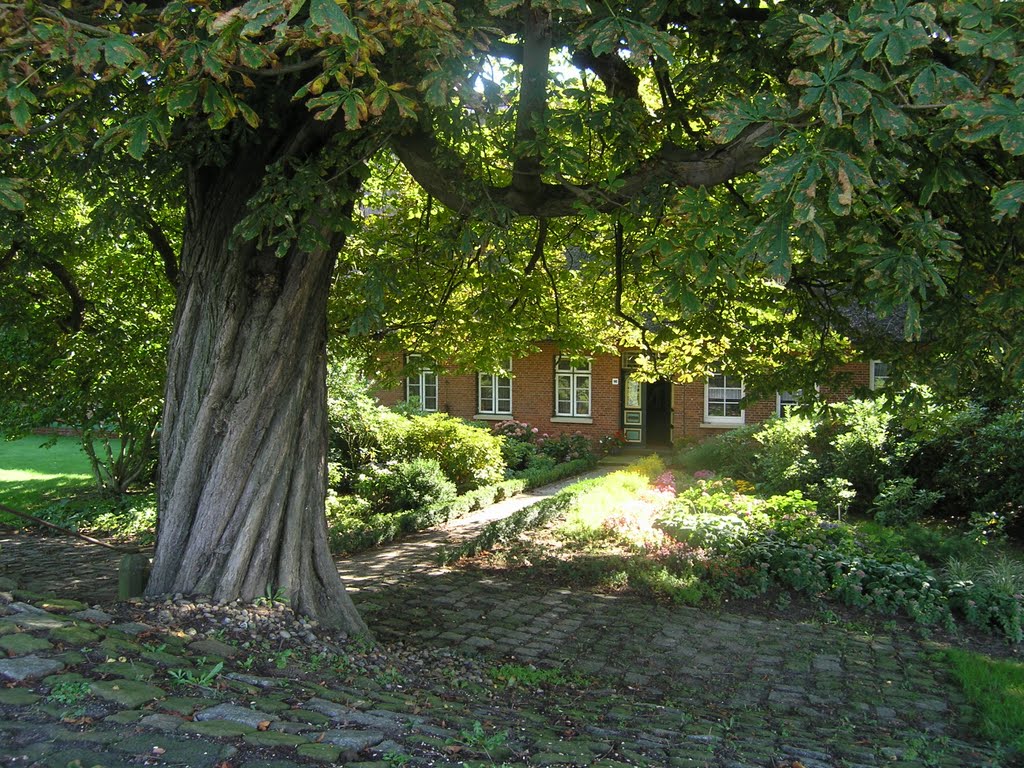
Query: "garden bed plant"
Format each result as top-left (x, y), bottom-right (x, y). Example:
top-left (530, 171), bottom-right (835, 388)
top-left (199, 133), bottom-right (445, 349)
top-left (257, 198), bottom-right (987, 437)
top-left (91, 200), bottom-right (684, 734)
top-left (325, 393), bottom-right (603, 554)
top-left (449, 459), bottom-right (1024, 644)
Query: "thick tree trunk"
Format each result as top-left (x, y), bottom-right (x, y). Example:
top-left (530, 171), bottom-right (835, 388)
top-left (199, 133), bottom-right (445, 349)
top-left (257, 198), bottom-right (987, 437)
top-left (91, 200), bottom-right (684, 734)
top-left (146, 156), bottom-right (367, 635)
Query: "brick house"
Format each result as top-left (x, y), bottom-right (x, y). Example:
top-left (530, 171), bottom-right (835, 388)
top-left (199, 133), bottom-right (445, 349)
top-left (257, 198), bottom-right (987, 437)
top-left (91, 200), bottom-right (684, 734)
top-left (375, 341), bottom-right (884, 448)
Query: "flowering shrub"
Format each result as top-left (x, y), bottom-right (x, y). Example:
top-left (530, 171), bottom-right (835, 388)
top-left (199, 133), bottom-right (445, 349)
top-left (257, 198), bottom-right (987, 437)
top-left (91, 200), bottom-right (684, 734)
top-left (493, 419), bottom-right (545, 443)
top-left (598, 431), bottom-right (627, 454)
top-left (540, 431), bottom-right (595, 463)
top-left (652, 470), bottom-right (677, 496)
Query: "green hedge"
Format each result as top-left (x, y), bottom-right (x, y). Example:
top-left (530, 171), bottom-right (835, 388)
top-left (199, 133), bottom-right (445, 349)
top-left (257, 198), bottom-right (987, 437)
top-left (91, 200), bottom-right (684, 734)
top-left (328, 456), bottom-right (596, 555)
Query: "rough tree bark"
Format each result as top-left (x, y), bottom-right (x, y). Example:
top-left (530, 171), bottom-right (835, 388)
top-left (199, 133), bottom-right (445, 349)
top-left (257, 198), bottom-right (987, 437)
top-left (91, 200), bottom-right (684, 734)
top-left (145, 143), bottom-right (368, 634)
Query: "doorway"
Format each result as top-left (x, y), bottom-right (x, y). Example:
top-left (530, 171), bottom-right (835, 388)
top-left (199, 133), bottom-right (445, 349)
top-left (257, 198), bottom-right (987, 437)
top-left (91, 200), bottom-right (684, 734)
top-left (621, 371), bottom-right (673, 447)
top-left (645, 381), bottom-right (673, 447)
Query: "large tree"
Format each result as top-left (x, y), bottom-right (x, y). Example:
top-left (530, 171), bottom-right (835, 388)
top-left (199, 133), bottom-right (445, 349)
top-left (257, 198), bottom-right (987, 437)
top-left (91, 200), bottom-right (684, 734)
top-left (2, 0), bottom-right (1022, 631)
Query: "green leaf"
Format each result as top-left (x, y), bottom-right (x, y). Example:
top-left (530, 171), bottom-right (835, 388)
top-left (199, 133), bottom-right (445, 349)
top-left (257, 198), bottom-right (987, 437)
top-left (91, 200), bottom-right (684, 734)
top-left (309, 0), bottom-right (357, 38)
top-left (341, 93), bottom-right (362, 129)
top-left (885, 29), bottom-right (911, 65)
top-left (871, 98), bottom-right (913, 137)
top-left (834, 81), bottom-right (871, 114)
top-left (127, 121), bottom-right (149, 160)
top-left (166, 82), bottom-right (200, 116)
top-left (237, 101), bottom-right (260, 128)
top-left (0, 177), bottom-right (26, 211)
top-left (991, 181), bottom-right (1024, 222)
top-left (104, 37), bottom-right (144, 69)
top-left (10, 101), bottom-right (31, 132)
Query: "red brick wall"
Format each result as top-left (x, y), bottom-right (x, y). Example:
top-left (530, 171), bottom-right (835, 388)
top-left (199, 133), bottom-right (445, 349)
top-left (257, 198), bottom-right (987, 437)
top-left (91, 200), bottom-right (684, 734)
top-left (672, 362), bottom-right (874, 443)
top-left (375, 343), bottom-right (623, 442)
top-left (377, 352), bottom-right (874, 446)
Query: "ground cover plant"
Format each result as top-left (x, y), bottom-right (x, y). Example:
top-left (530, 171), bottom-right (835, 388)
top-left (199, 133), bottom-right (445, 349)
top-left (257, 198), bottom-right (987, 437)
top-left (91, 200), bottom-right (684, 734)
top-left (943, 648), bottom-right (1024, 754)
top-left (453, 458), bottom-right (1024, 644)
top-left (676, 394), bottom-right (1024, 544)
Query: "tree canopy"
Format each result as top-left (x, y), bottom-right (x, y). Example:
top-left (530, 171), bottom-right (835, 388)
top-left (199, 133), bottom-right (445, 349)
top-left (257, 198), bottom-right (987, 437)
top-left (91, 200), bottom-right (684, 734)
top-left (3, 0), bottom-right (1024, 628)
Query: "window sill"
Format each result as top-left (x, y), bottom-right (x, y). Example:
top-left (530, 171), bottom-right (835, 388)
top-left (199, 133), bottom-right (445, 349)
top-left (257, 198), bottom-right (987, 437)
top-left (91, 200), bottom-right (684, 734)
top-left (700, 421), bottom-right (744, 429)
top-left (551, 416), bottom-right (593, 425)
top-left (473, 413), bottom-right (512, 421)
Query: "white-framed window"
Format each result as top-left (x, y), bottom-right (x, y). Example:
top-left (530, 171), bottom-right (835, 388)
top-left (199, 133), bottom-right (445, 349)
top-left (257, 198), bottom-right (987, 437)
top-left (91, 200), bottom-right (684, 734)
top-left (478, 361), bottom-right (512, 416)
top-left (555, 357), bottom-right (591, 418)
top-left (705, 373), bottom-right (744, 425)
top-left (776, 385), bottom-right (819, 416)
top-left (777, 390), bottom-right (802, 417)
top-left (406, 355), bottom-right (438, 412)
top-left (869, 360), bottom-right (891, 390)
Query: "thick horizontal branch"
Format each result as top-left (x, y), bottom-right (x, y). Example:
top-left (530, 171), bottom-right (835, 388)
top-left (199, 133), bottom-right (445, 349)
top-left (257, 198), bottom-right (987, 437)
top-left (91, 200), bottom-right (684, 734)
top-left (391, 122), bottom-right (776, 218)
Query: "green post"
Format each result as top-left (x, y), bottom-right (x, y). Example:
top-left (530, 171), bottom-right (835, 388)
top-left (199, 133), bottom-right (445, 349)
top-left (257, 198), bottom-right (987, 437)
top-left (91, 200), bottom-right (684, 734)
top-left (118, 554), bottom-right (150, 599)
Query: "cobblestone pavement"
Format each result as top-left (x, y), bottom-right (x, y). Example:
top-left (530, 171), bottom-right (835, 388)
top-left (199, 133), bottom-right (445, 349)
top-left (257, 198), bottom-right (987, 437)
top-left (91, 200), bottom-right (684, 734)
top-left (0, 469), bottom-right (1009, 767)
top-left (346, 567), bottom-right (999, 767)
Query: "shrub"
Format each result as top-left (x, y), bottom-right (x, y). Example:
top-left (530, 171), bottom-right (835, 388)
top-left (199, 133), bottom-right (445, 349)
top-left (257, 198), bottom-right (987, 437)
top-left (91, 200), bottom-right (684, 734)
top-left (540, 432), bottom-right (595, 464)
top-left (942, 407), bottom-right (1024, 534)
top-left (397, 412), bottom-right (505, 492)
top-left (674, 424), bottom-right (760, 480)
top-left (944, 556), bottom-right (1024, 643)
top-left (815, 398), bottom-right (897, 507)
top-left (753, 415), bottom-right (816, 494)
top-left (327, 395), bottom-right (407, 487)
top-left (523, 452), bottom-right (557, 474)
top-left (501, 439), bottom-right (537, 473)
top-left (354, 458), bottom-right (457, 515)
top-left (871, 477), bottom-right (942, 527)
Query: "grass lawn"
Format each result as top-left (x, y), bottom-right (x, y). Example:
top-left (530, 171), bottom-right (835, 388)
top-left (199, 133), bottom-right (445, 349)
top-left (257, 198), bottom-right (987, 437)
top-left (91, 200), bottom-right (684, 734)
top-left (944, 648), bottom-right (1024, 753)
top-left (0, 435), bottom-right (96, 515)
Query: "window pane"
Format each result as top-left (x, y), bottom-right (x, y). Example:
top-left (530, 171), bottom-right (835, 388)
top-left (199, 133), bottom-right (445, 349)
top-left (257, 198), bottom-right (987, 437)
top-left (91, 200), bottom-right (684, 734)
top-left (707, 372), bottom-right (742, 420)
top-left (423, 371), bottom-right (437, 411)
top-left (479, 374), bottom-right (494, 412)
top-left (497, 377), bottom-right (512, 413)
top-left (575, 375), bottom-right (591, 416)
top-left (556, 374), bottom-right (572, 415)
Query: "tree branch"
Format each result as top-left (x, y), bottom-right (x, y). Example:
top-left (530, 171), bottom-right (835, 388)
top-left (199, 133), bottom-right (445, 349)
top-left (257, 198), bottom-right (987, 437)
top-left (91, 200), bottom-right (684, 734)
top-left (41, 259), bottom-right (86, 332)
top-left (141, 212), bottom-right (179, 288)
top-left (512, 3), bottom-right (551, 197)
top-left (509, 217), bottom-right (547, 312)
top-left (392, 121), bottom-right (776, 218)
top-left (0, 242), bottom-right (17, 273)
top-left (570, 49), bottom-right (640, 100)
